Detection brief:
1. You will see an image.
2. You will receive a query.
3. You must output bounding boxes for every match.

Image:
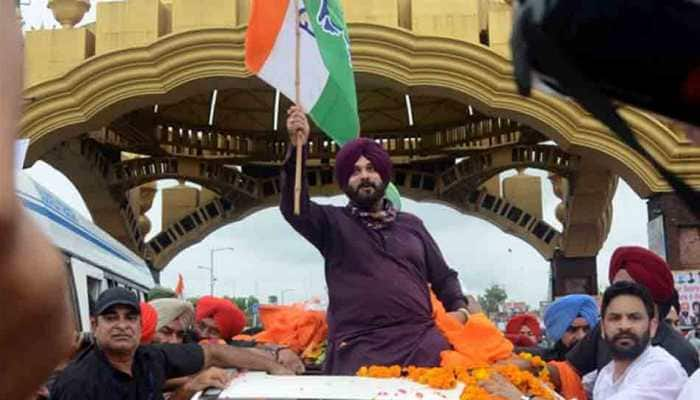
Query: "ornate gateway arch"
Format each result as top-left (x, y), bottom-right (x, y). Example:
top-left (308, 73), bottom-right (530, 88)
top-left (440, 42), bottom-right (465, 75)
top-left (22, 0), bottom-right (700, 293)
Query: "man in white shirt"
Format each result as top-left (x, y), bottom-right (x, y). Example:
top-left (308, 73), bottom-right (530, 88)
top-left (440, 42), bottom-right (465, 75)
top-left (678, 370), bottom-right (700, 399)
top-left (593, 281), bottom-right (688, 399)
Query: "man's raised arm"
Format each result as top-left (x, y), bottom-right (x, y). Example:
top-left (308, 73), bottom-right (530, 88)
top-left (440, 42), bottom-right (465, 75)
top-left (279, 106), bottom-right (329, 253)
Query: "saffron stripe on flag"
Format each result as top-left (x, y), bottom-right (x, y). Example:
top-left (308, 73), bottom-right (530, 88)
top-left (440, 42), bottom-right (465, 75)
top-left (245, 0), bottom-right (290, 73)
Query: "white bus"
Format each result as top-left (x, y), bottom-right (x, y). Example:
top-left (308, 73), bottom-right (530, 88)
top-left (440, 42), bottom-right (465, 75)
top-left (16, 172), bottom-right (155, 332)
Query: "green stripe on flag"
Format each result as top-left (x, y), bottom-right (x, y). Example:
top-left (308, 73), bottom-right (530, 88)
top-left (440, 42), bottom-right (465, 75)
top-left (310, 82), bottom-right (358, 146)
top-left (305, 0), bottom-right (358, 145)
top-left (385, 183), bottom-right (402, 211)
top-left (304, 0), bottom-right (402, 210)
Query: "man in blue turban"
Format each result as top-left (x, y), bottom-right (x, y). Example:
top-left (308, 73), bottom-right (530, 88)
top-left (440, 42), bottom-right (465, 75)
top-left (542, 294), bottom-right (599, 361)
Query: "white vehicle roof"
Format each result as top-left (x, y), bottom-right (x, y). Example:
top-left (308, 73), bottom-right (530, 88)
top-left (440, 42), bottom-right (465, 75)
top-left (192, 372), bottom-right (464, 400)
top-left (16, 172), bottom-right (155, 289)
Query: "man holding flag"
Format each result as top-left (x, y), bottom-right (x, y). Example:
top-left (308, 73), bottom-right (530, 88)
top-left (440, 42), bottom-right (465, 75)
top-left (282, 108), bottom-right (470, 375)
top-left (246, 0), bottom-right (470, 374)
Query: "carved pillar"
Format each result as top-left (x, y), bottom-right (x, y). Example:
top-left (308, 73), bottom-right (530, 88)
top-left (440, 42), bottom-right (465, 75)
top-left (647, 193), bottom-right (700, 270)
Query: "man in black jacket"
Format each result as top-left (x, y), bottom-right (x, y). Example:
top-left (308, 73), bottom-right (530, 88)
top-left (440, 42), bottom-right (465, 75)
top-left (52, 288), bottom-right (293, 400)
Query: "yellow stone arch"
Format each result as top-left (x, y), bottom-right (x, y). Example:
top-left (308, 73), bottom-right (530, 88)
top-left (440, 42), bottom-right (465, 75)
top-left (143, 176), bottom-right (562, 269)
top-left (21, 24), bottom-right (700, 199)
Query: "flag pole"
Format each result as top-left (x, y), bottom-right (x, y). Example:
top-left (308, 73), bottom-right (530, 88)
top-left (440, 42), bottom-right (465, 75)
top-left (293, 0), bottom-right (303, 215)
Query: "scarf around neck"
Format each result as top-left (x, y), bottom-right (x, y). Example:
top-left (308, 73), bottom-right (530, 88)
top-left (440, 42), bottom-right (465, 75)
top-left (347, 199), bottom-right (397, 230)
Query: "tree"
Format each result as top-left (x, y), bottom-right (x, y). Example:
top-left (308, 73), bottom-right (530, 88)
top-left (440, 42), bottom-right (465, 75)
top-left (478, 284), bottom-right (508, 316)
top-left (225, 296), bottom-right (261, 326)
top-left (187, 297), bottom-right (199, 307)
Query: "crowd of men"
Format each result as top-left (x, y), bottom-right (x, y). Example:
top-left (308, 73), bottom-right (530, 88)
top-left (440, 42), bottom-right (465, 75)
top-left (44, 288), bottom-right (302, 400)
top-left (497, 246), bottom-right (700, 399)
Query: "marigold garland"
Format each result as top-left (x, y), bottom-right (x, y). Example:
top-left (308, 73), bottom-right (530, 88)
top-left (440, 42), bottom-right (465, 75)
top-left (357, 356), bottom-right (555, 400)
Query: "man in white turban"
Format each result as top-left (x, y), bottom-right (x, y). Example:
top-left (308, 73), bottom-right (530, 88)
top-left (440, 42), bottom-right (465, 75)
top-left (149, 298), bottom-right (195, 344)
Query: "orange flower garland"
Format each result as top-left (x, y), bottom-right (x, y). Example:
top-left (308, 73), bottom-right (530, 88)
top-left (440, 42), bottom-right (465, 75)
top-left (405, 366), bottom-right (457, 389)
top-left (357, 358), bottom-right (555, 400)
top-left (357, 365), bottom-right (402, 379)
top-left (517, 352), bottom-right (551, 385)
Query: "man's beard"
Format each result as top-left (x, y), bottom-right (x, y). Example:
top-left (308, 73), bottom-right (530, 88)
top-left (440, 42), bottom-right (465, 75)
top-left (605, 330), bottom-right (651, 361)
top-left (346, 180), bottom-right (386, 209)
top-left (556, 339), bottom-right (578, 353)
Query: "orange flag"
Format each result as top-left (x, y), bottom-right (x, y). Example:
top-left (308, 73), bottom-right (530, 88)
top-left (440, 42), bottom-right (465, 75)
top-left (174, 273), bottom-right (184, 298)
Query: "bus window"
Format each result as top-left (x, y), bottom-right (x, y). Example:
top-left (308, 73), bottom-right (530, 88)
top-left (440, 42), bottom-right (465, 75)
top-left (64, 257), bottom-right (82, 332)
top-left (86, 277), bottom-right (102, 315)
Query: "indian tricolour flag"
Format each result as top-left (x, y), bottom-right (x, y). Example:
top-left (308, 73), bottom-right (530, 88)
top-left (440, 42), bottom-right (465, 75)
top-left (245, 0), bottom-right (402, 209)
top-left (245, 0), bottom-right (359, 145)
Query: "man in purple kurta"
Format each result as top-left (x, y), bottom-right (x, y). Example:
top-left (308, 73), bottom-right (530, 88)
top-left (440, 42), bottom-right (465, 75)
top-left (280, 106), bottom-right (470, 375)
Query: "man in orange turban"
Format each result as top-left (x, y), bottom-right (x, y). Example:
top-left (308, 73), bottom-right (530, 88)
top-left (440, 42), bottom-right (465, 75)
top-left (505, 314), bottom-right (542, 347)
top-left (139, 302), bottom-right (158, 344)
top-left (195, 296), bottom-right (247, 342)
top-left (193, 296), bottom-right (305, 374)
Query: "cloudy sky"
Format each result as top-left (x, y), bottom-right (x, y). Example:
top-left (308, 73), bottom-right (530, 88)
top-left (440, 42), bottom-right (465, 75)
top-left (21, 1), bottom-right (649, 307)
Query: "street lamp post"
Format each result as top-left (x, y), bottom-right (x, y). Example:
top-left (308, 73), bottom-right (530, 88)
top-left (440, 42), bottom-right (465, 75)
top-left (16, 1), bottom-right (30, 26)
top-left (198, 247), bottom-right (234, 296)
top-left (196, 265), bottom-right (215, 296)
top-left (281, 288), bottom-right (296, 305)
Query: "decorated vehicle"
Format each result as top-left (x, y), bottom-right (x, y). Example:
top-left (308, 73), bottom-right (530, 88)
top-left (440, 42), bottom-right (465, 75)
top-left (195, 294), bottom-right (566, 400)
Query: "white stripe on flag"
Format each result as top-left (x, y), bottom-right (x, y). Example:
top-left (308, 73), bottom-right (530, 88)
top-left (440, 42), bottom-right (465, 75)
top-left (258, 0), bottom-right (329, 110)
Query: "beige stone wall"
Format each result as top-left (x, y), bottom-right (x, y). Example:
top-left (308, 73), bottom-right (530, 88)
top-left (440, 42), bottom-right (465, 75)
top-left (170, 0), bottom-right (237, 33)
top-left (342, 0), bottom-right (400, 26)
top-left (411, 0), bottom-right (479, 43)
top-left (26, 0), bottom-right (512, 88)
top-left (95, 0), bottom-right (169, 54)
top-left (24, 28), bottom-right (94, 85)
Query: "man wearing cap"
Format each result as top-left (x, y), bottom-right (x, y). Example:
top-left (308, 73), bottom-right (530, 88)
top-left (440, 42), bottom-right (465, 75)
top-left (541, 294), bottom-right (599, 361)
top-left (566, 246), bottom-right (699, 376)
top-left (281, 106), bottom-right (470, 375)
top-left (51, 288), bottom-right (293, 400)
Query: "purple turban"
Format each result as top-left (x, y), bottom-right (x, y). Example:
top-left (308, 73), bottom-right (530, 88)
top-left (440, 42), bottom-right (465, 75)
top-left (334, 138), bottom-right (392, 189)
